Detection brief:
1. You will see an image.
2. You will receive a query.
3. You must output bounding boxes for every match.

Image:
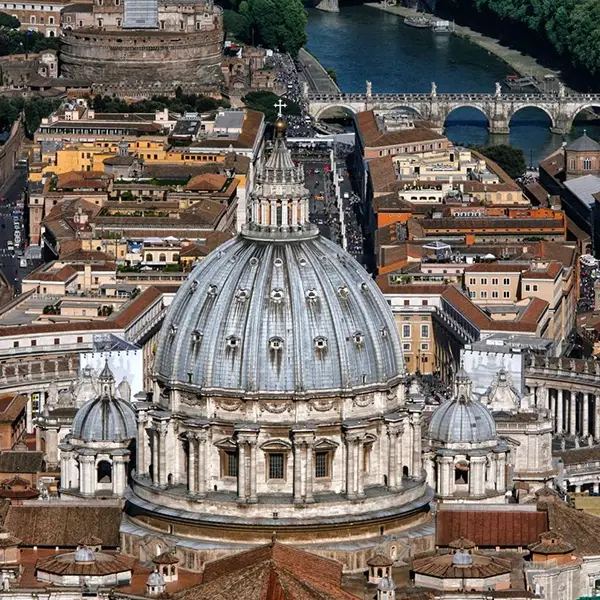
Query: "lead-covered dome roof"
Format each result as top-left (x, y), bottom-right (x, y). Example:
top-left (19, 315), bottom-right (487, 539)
top-left (429, 396), bottom-right (496, 444)
top-left (154, 233), bottom-right (404, 397)
top-left (428, 370), bottom-right (497, 444)
top-left (72, 362), bottom-right (137, 442)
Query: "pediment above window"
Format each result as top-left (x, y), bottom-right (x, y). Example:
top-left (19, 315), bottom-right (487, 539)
top-left (260, 439), bottom-right (292, 451)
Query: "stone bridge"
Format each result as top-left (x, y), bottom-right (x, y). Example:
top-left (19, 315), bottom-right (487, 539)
top-left (307, 85), bottom-right (600, 134)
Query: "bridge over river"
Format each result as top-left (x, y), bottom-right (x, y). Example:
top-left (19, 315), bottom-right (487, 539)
top-left (307, 84), bottom-right (600, 134)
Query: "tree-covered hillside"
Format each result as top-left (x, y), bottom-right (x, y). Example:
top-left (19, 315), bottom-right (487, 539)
top-left (437, 0), bottom-right (600, 88)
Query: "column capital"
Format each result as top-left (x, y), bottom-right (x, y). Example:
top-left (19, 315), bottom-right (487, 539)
top-left (386, 422), bottom-right (404, 437)
top-left (292, 430), bottom-right (315, 446)
top-left (155, 423), bottom-right (169, 436)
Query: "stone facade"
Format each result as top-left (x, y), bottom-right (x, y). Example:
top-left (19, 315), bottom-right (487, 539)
top-left (60, 0), bottom-right (223, 91)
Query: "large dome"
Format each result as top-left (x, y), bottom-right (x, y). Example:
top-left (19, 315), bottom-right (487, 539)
top-left (71, 363), bottom-right (136, 442)
top-left (428, 395), bottom-right (496, 443)
top-left (154, 231), bottom-right (404, 397)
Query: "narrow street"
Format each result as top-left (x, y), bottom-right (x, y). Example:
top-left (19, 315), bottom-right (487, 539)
top-left (0, 165), bottom-right (33, 296)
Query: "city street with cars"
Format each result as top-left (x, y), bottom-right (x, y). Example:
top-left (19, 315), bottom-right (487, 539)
top-left (0, 165), bottom-right (38, 295)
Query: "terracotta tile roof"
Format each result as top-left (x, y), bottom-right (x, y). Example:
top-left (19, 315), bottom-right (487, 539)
top-left (521, 262), bottom-right (562, 279)
top-left (535, 241), bottom-right (577, 267)
top-left (440, 286), bottom-right (546, 333)
top-left (523, 182), bottom-right (550, 206)
top-left (4, 504), bottom-right (122, 547)
top-left (368, 155), bottom-right (398, 193)
top-left (57, 170), bottom-right (109, 190)
top-left (174, 542), bottom-right (359, 600)
top-left (357, 110), bottom-right (445, 148)
top-left (518, 297), bottom-right (549, 325)
top-left (223, 152), bottom-right (250, 174)
top-left (59, 249), bottom-right (113, 262)
top-left (539, 153), bottom-right (564, 178)
top-left (35, 551), bottom-right (134, 576)
top-left (552, 446), bottom-right (600, 465)
top-left (373, 193), bottom-right (414, 213)
top-left (185, 173), bottom-right (228, 192)
top-left (0, 394), bottom-right (27, 423)
top-left (541, 497), bottom-right (600, 556)
top-left (0, 321), bottom-right (113, 337)
top-left (0, 451), bottom-right (43, 474)
top-left (23, 264), bottom-right (78, 283)
top-left (441, 286), bottom-right (490, 330)
top-left (436, 508), bottom-right (548, 548)
top-left (413, 553), bottom-right (512, 579)
top-left (109, 286), bottom-right (163, 328)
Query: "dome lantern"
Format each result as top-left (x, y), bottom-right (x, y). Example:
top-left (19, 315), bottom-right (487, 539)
top-left (244, 104), bottom-right (313, 235)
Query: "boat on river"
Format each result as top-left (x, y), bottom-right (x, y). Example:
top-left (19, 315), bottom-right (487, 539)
top-left (431, 19), bottom-right (454, 33)
top-left (404, 15), bottom-right (431, 28)
top-left (505, 74), bottom-right (538, 91)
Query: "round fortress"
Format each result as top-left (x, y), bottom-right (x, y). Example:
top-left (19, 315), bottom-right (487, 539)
top-left (60, 0), bottom-right (223, 90)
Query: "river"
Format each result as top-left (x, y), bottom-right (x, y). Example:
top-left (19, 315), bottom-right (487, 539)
top-left (305, 5), bottom-right (600, 165)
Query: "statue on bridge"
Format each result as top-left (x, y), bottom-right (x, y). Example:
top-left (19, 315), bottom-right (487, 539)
top-left (366, 80), bottom-right (372, 99)
top-left (431, 81), bottom-right (437, 98)
top-left (494, 81), bottom-right (501, 98)
top-left (558, 82), bottom-right (566, 99)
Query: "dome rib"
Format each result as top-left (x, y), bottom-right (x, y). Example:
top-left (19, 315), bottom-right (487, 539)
top-left (428, 395), bottom-right (496, 444)
top-left (155, 234), bottom-right (404, 397)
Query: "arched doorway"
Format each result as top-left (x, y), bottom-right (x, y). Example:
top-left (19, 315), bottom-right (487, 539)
top-left (97, 460), bottom-right (112, 484)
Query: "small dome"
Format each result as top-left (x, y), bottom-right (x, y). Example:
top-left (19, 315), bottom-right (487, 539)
top-left (452, 550), bottom-right (473, 566)
top-left (147, 571), bottom-right (165, 587)
top-left (71, 363), bottom-right (136, 442)
top-left (74, 546), bottom-right (95, 563)
top-left (428, 395), bottom-right (496, 443)
top-left (367, 553), bottom-right (393, 567)
top-left (377, 576), bottom-right (396, 591)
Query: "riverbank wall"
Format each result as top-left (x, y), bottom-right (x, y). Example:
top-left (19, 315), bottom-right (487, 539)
top-left (365, 2), bottom-right (560, 86)
top-left (298, 48), bottom-right (341, 93)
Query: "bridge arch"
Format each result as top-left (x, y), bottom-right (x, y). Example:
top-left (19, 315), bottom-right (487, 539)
top-left (443, 104), bottom-right (490, 128)
top-left (384, 105), bottom-right (425, 118)
top-left (570, 103), bottom-right (600, 125)
top-left (508, 105), bottom-right (555, 129)
top-left (313, 104), bottom-right (359, 119)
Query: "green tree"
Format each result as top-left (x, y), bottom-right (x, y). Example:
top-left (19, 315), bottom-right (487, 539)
top-left (223, 9), bottom-right (250, 42)
top-left (474, 144), bottom-right (526, 179)
top-left (242, 91), bottom-right (301, 121)
top-left (245, 0), bottom-right (306, 57)
top-left (0, 12), bottom-right (20, 29)
top-left (0, 97), bottom-right (19, 131)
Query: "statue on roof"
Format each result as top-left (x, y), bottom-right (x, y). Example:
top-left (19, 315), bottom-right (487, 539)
top-left (118, 376), bottom-right (131, 403)
top-left (47, 380), bottom-right (58, 409)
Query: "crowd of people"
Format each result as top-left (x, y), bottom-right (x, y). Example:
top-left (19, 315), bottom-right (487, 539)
top-left (266, 54), bottom-right (367, 262)
top-left (579, 256), bottom-right (599, 313)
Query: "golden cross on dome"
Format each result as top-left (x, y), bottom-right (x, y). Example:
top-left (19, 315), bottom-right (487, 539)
top-left (274, 99), bottom-right (287, 118)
